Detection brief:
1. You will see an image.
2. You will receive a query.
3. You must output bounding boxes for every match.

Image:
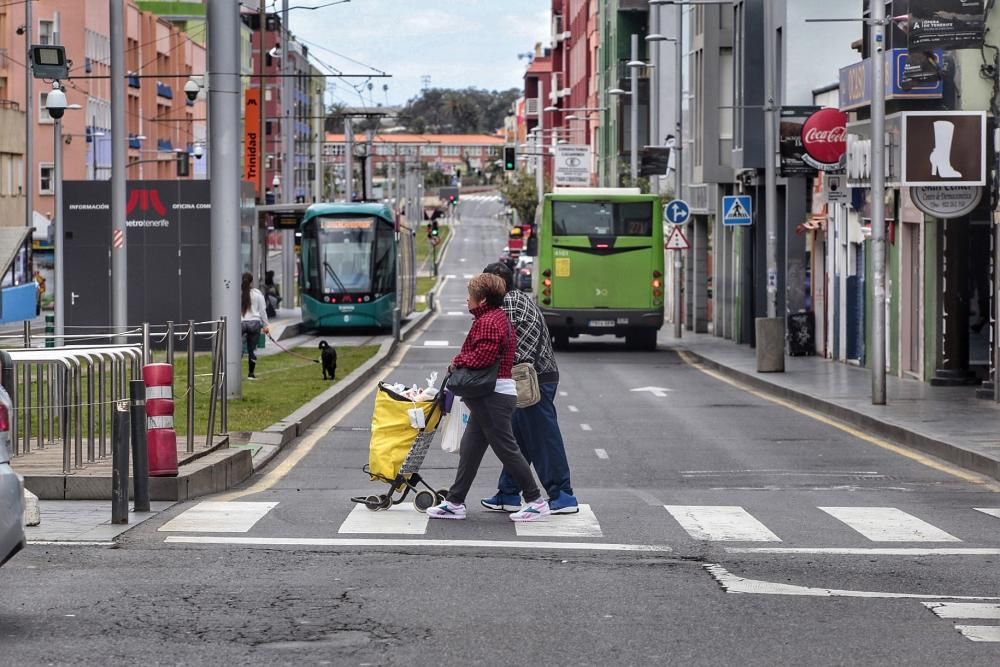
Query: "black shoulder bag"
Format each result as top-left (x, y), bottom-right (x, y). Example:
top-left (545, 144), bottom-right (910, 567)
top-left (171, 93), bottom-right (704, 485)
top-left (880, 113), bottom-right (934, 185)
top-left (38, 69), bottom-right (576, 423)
top-left (447, 321), bottom-right (513, 399)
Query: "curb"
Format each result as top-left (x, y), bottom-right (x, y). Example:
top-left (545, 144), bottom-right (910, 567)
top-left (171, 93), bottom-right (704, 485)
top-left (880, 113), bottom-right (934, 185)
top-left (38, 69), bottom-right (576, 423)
top-left (247, 309), bottom-right (434, 472)
top-left (681, 348), bottom-right (1000, 483)
top-left (23, 489), bottom-right (40, 526)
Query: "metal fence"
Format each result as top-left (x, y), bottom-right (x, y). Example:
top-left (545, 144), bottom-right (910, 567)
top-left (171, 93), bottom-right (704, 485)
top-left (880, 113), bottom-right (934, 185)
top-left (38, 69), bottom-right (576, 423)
top-left (0, 319), bottom-right (229, 475)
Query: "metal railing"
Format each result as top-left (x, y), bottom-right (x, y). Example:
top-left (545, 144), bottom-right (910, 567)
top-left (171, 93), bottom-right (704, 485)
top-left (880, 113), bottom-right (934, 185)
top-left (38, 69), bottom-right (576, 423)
top-left (0, 319), bottom-right (228, 475)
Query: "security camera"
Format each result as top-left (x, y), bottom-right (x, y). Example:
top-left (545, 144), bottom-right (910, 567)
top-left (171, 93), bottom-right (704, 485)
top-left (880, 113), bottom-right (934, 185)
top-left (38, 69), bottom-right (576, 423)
top-left (183, 78), bottom-right (200, 102)
top-left (15, 25), bottom-right (24, 35)
top-left (45, 84), bottom-right (68, 120)
top-left (193, 143), bottom-right (204, 160)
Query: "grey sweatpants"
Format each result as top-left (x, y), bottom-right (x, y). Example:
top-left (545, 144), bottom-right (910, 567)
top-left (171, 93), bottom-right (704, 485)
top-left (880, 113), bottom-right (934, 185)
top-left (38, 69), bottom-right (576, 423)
top-left (446, 392), bottom-right (541, 505)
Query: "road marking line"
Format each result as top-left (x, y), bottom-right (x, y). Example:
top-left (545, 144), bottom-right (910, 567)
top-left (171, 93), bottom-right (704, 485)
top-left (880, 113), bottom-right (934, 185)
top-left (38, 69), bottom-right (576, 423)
top-left (219, 339), bottom-right (418, 501)
top-left (446, 274), bottom-right (457, 279)
top-left (338, 504), bottom-right (428, 535)
top-left (559, 391), bottom-right (568, 397)
top-left (580, 423), bottom-right (592, 431)
top-left (459, 258), bottom-right (467, 262)
top-left (514, 504), bottom-right (602, 538)
top-left (446, 311), bottom-right (465, 316)
top-left (568, 405), bottom-right (579, 413)
top-left (676, 350), bottom-right (1000, 492)
top-left (462, 273), bottom-right (475, 279)
top-left (158, 501), bottom-right (278, 533)
top-left (27, 541), bottom-right (116, 546)
top-left (163, 536), bottom-right (671, 553)
top-left (665, 505), bottom-right (782, 542)
top-left (819, 507), bottom-right (960, 542)
top-left (705, 564), bottom-right (1000, 600)
top-left (954, 626), bottom-right (1000, 642)
top-left (423, 340), bottom-right (450, 347)
top-left (725, 547), bottom-right (1000, 555)
top-left (922, 602), bottom-right (1000, 619)
top-left (974, 508), bottom-right (1000, 520)
top-left (594, 449), bottom-right (609, 459)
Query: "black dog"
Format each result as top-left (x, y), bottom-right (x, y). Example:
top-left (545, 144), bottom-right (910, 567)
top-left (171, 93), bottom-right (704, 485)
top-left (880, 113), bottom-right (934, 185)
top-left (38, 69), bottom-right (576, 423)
top-left (318, 340), bottom-right (337, 380)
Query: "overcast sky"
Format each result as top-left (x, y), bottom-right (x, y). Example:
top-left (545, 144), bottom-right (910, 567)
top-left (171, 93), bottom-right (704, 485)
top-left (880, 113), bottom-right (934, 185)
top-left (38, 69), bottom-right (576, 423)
top-left (285, 0), bottom-right (550, 108)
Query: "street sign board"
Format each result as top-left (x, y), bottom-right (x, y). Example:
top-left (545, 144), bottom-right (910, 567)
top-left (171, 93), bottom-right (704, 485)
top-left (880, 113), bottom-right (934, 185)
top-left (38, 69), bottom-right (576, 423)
top-left (825, 175), bottom-right (849, 203)
top-left (664, 199), bottom-right (691, 225)
top-left (554, 144), bottom-right (592, 187)
top-left (665, 227), bottom-right (689, 250)
top-left (723, 195), bottom-right (753, 226)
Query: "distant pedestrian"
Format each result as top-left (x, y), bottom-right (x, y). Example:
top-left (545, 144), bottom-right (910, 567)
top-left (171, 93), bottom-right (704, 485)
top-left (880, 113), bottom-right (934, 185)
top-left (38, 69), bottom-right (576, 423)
top-left (480, 262), bottom-right (578, 514)
top-left (263, 270), bottom-right (281, 319)
top-left (428, 273), bottom-right (549, 522)
top-left (240, 272), bottom-right (270, 380)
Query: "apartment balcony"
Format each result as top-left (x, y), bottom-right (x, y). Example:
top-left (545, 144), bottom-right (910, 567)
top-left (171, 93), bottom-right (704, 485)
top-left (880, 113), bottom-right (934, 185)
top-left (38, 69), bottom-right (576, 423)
top-left (156, 81), bottom-right (173, 100)
top-left (128, 72), bottom-right (140, 89)
top-left (128, 134), bottom-right (142, 149)
top-left (157, 138), bottom-right (173, 152)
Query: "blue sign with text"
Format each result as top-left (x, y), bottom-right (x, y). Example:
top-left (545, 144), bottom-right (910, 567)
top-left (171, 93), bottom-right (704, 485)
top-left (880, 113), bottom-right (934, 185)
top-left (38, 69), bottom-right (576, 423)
top-left (839, 49), bottom-right (943, 111)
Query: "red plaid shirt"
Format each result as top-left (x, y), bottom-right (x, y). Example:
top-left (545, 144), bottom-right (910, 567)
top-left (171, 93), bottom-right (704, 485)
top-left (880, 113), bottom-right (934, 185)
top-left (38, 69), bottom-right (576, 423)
top-left (452, 304), bottom-right (516, 379)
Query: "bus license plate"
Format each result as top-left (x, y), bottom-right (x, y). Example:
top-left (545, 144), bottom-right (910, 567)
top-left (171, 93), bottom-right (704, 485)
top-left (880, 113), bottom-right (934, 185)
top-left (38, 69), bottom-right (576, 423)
top-left (589, 320), bottom-right (615, 328)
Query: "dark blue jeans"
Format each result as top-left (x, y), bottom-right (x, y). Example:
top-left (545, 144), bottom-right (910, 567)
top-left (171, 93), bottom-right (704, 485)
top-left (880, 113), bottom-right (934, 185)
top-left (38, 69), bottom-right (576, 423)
top-left (498, 382), bottom-right (573, 501)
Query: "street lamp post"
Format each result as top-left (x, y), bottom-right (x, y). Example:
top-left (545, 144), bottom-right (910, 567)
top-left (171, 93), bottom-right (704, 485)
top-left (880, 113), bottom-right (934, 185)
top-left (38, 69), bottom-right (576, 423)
top-left (47, 87), bottom-right (80, 341)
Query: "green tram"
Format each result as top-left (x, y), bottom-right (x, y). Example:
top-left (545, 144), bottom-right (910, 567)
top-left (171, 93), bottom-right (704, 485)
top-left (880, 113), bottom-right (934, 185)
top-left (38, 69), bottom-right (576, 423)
top-left (536, 188), bottom-right (665, 350)
top-left (298, 202), bottom-right (416, 331)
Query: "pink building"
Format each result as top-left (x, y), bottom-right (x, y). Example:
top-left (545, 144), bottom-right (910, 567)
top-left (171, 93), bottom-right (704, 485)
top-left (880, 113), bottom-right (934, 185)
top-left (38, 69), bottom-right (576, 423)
top-left (0, 0), bottom-right (207, 231)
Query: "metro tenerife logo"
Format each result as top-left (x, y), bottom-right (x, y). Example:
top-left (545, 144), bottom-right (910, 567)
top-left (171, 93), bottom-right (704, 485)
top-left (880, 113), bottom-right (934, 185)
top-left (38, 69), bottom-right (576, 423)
top-left (126, 189), bottom-right (167, 217)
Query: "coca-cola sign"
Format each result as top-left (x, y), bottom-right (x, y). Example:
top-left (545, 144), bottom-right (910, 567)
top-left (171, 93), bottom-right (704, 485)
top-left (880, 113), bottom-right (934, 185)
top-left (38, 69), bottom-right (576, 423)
top-left (801, 108), bottom-right (848, 170)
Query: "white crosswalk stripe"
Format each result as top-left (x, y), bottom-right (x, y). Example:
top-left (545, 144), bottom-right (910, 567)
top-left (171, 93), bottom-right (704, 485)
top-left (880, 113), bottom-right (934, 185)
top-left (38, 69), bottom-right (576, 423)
top-left (819, 507), bottom-right (961, 542)
top-left (664, 505), bottom-right (781, 542)
top-left (338, 504), bottom-right (429, 535)
top-left (923, 602), bottom-right (1000, 642)
top-left (514, 504), bottom-right (602, 538)
top-left (158, 501), bottom-right (277, 533)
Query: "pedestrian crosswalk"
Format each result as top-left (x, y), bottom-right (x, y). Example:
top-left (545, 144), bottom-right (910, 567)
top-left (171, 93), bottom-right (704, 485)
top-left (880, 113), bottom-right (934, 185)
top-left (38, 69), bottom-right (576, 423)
top-left (461, 194), bottom-right (501, 202)
top-left (160, 500), bottom-right (1000, 546)
top-left (923, 602), bottom-right (1000, 642)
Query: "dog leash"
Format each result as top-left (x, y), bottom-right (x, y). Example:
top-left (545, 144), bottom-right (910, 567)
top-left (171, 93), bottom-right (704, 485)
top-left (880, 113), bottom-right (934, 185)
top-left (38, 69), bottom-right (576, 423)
top-left (266, 332), bottom-right (321, 364)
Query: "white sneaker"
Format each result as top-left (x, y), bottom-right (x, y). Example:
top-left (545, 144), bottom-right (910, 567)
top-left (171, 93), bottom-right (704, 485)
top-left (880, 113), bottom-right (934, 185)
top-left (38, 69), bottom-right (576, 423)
top-left (509, 498), bottom-right (550, 522)
top-left (427, 501), bottom-right (466, 520)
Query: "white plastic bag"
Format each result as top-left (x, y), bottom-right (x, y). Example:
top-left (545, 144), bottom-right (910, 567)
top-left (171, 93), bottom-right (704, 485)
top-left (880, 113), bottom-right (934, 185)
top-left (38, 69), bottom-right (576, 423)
top-left (440, 399), bottom-right (470, 454)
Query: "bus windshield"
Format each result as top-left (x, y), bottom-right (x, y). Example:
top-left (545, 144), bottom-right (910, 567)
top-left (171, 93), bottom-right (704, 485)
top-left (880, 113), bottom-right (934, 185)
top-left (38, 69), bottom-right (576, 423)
top-left (552, 201), bottom-right (653, 237)
top-left (317, 217), bottom-right (375, 292)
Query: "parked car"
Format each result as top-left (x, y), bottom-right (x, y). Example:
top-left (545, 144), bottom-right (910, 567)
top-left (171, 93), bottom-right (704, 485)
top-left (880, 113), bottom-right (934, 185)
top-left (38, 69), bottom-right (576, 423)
top-left (515, 256), bottom-right (534, 292)
top-left (0, 385), bottom-right (24, 568)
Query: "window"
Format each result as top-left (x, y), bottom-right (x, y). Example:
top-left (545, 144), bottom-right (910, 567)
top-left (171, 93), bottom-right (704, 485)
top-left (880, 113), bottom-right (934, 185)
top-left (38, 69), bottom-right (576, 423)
top-left (39, 92), bottom-right (52, 123)
top-left (38, 20), bottom-right (53, 45)
top-left (265, 120), bottom-right (272, 135)
top-left (39, 163), bottom-right (53, 195)
top-left (551, 202), bottom-right (653, 237)
top-left (265, 88), bottom-right (272, 102)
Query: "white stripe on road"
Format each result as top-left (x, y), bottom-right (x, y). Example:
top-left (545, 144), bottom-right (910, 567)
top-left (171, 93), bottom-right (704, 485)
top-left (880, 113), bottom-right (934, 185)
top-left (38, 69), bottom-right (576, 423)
top-left (955, 626), bottom-right (1000, 642)
top-left (725, 547), bottom-right (1000, 555)
top-left (594, 448), bottom-right (609, 459)
top-left (974, 507), bottom-right (1000, 520)
top-left (463, 274), bottom-right (475, 279)
top-left (819, 507), bottom-right (960, 542)
top-left (446, 311), bottom-right (465, 316)
top-left (446, 274), bottom-right (457, 279)
top-left (580, 424), bottom-right (592, 431)
top-left (158, 501), bottom-right (278, 533)
top-left (665, 506), bottom-right (781, 542)
top-left (423, 340), bottom-right (450, 347)
top-left (567, 405), bottom-right (579, 413)
top-left (338, 504), bottom-right (428, 535)
top-left (559, 391), bottom-right (568, 397)
top-left (514, 504), bottom-right (602, 538)
top-left (164, 536), bottom-right (671, 552)
top-left (923, 602), bottom-right (1000, 619)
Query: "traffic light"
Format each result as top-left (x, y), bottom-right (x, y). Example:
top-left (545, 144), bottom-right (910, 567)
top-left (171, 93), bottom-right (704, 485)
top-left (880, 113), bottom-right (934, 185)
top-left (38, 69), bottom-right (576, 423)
top-left (426, 223), bottom-right (433, 238)
top-left (176, 150), bottom-right (190, 177)
top-left (448, 194), bottom-right (457, 207)
top-left (504, 146), bottom-right (516, 171)
top-left (431, 220), bottom-right (439, 236)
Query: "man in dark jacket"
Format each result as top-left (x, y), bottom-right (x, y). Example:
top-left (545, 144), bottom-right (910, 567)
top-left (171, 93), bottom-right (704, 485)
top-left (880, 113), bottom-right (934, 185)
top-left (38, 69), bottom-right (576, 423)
top-left (480, 262), bottom-right (578, 514)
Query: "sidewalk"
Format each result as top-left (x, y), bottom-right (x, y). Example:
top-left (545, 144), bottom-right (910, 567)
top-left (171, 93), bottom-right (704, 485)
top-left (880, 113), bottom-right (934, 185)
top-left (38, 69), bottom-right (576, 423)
top-left (660, 328), bottom-right (1000, 482)
top-left (24, 500), bottom-right (173, 543)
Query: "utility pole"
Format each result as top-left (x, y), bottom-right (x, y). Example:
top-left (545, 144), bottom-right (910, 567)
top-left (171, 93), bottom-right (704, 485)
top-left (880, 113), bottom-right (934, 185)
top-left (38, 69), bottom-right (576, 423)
top-left (110, 0), bottom-right (127, 340)
top-left (24, 0), bottom-right (32, 239)
top-left (257, 0), bottom-right (266, 201)
top-left (536, 89), bottom-right (544, 206)
top-left (53, 115), bottom-right (63, 339)
top-left (344, 116), bottom-right (354, 201)
top-left (630, 33), bottom-right (639, 187)
top-left (673, 6), bottom-right (683, 340)
top-left (314, 85), bottom-right (323, 200)
top-left (871, 0), bottom-right (887, 404)
top-left (365, 129), bottom-right (374, 199)
top-left (755, 0), bottom-right (784, 372)
top-left (208, 0), bottom-right (242, 398)
top-left (280, 0), bottom-right (294, 307)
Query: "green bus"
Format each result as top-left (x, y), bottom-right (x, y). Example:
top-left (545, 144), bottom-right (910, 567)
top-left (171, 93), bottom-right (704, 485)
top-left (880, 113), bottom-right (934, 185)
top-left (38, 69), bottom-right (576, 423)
top-left (536, 188), bottom-right (665, 350)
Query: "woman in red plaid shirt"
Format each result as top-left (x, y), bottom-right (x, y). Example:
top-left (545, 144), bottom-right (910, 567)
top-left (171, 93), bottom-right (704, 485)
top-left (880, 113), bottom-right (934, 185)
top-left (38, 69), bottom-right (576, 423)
top-left (428, 274), bottom-right (550, 522)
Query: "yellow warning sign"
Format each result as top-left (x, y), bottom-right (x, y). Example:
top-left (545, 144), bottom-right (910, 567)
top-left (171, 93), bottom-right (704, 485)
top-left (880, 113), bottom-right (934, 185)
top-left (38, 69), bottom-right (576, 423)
top-left (555, 257), bottom-right (571, 277)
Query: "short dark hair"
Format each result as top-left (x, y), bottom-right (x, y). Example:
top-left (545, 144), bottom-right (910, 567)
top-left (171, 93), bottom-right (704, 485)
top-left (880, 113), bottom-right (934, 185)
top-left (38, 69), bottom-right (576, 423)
top-left (482, 262), bottom-right (514, 291)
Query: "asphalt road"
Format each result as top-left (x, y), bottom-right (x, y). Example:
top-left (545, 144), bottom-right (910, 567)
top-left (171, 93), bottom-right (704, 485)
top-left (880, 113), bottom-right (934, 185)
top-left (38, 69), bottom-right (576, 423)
top-left (3, 194), bottom-right (1000, 665)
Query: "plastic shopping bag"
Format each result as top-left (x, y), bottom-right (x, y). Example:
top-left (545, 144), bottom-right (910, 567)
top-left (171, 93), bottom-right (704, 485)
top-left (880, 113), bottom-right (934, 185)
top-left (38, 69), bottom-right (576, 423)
top-left (440, 399), bottom-right (470, 454)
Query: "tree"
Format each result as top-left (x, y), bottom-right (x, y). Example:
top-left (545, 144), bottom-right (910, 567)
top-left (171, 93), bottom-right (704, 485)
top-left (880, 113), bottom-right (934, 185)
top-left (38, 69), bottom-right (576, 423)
top-left (398, 87), bottom-right (520, 134)
top-left (499, 170), bottom-right (540, 228)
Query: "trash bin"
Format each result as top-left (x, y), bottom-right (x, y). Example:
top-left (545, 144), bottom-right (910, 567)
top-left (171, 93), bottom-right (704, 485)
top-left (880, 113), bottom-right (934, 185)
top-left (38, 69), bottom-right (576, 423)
top-left (787, 311), bottom-right (815, 357)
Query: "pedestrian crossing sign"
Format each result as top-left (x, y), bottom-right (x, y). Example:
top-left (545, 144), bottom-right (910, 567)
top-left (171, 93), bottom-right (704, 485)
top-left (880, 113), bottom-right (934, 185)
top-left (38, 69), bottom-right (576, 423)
top-left (723, 195), bottom-right (753, 226)
top-left (665, 228), bottom-right (689, 250)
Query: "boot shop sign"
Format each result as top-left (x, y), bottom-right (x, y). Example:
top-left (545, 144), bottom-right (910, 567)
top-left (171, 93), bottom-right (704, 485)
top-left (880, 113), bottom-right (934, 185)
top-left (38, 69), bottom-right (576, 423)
top-left (901, 111), bottom-right (985, 186)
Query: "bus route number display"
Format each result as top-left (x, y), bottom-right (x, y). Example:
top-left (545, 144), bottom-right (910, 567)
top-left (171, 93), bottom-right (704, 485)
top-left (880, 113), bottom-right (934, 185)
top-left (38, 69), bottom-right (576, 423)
top-left (321, 218), bottom-right (373, 230)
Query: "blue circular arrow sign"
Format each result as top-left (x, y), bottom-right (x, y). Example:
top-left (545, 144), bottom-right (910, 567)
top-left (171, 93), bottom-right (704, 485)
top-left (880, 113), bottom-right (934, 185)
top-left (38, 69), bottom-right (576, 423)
top-left (664, 199), bottom-right (691, 225)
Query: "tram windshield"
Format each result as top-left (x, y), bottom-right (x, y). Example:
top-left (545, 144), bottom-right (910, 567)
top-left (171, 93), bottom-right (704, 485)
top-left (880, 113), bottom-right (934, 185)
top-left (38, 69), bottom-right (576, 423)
top-left (316, 217), bottom-right (375, 293)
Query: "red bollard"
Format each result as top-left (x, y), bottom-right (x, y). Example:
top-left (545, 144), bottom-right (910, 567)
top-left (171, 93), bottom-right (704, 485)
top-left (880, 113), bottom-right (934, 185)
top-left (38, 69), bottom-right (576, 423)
top-left (143, 363), bottom-right (178, 476)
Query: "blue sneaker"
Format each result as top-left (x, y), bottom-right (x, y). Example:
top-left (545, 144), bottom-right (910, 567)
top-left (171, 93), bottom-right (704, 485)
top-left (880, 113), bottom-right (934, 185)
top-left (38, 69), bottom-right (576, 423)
top-left (480, 493), bottom-right (521, 513)
top-left (549, 491), bottom-right (579, 515)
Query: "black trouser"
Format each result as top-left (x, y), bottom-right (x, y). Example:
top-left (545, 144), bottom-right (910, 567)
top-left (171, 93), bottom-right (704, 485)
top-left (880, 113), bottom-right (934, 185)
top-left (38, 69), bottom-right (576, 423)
top-left (446, 392), bottom-right (541, 505)
top-left (241, 320), bottom-right (262, 376)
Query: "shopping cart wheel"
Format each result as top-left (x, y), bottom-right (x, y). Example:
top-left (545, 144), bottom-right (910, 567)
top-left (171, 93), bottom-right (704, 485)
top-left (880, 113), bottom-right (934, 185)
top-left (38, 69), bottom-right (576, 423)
top-left (364, 495), bottom-right (381, 511)
top-left (378, 494), bottom-right (392, 510)
top-left (413, 490), bottom-right (436, 513)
